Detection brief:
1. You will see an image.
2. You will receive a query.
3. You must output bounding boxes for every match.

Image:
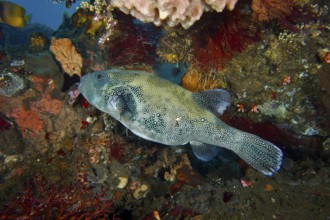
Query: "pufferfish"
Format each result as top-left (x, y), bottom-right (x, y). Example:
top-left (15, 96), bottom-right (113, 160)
top-left (79, 68), bottom-right (283, 176)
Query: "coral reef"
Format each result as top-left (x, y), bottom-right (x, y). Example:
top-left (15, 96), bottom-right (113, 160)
top-left (223, 21), bottom-right (327, 136)
top-left (1, 1), bottom-right (330, 219)
top-left (111, 0), bottom-right (240, 29)
top-left (50, 38), bottom-right (83, 77)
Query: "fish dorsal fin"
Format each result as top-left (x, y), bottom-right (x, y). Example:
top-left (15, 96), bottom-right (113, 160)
top-left (190, 141), bottom-right (219, 162)
top-left (192, 89), bottom-right (232, 116)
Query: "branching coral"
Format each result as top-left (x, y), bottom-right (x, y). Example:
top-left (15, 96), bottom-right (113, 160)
top-left (111, 0), bottom-right (240, 29)
top-left (50, 38), bottom-right (83, 77)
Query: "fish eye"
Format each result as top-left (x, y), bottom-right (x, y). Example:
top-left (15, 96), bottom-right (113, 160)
top-left (96, 73), bottom-right (103, 79)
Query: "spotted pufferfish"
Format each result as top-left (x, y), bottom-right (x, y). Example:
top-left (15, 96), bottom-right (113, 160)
top-left (78, 68), bottom-right (283, 176)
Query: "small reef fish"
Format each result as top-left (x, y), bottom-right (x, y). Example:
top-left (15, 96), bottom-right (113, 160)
top-left (0, 1), bottom-right (30, 28)
top-left (79, 69), bottom-right (283, 176)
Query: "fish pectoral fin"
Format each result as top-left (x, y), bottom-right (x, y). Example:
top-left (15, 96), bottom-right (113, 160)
top-left (110, 95), bottom-right (126, 116)
top-left (192, 89), bottom-right (231, 116)
top-left (190, 141), bottom-right (219, 162)
top-left (109, 88), bottom-right (136, 119)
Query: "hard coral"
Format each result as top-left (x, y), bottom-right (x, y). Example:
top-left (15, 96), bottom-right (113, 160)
top-left (111, 0), bottom-right (240, 29)
top-left (251, 0), bottom-right (294, 22)
top-left (50, 38), bottom-right (83, 77)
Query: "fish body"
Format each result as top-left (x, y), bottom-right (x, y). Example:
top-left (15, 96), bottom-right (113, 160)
top-left (0, 1), bottom-right (30, 28)
top-left (79, 68), bottom-right (283, 175)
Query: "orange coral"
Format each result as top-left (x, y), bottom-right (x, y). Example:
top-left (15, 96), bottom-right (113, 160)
top-left (7, 107), bottom-right (45, 138)
top-left (251, 0), bottom-right (293, 22)
top-left (32, 94), bottom-right (63, 115)
top-left (30, 76), bottom-right (63, 115)
top-left (6, 76), bottom-right (63, 138)
top-left (50, 38), bottom-right (83, 77)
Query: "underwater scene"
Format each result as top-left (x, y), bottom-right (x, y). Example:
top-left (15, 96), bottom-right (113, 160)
top-left (0, 0), bottom-right (330, 219)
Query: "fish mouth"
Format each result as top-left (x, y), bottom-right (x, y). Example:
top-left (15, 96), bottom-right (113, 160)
top-left (77, 81), bottom-right (82, 91)
top-left (78, 75), bottom-right (86, 92)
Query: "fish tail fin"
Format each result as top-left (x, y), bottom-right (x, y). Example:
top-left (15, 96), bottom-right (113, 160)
top-left (232, 132), bottom-right (283, 176)
top-left (25, 14), bottom-right (31, 25)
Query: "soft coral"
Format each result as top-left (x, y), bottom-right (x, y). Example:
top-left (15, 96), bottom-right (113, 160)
top-left (107, 12), bottom-right (160, 66)
top-left (191, 10), bottom-right (260, 72)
